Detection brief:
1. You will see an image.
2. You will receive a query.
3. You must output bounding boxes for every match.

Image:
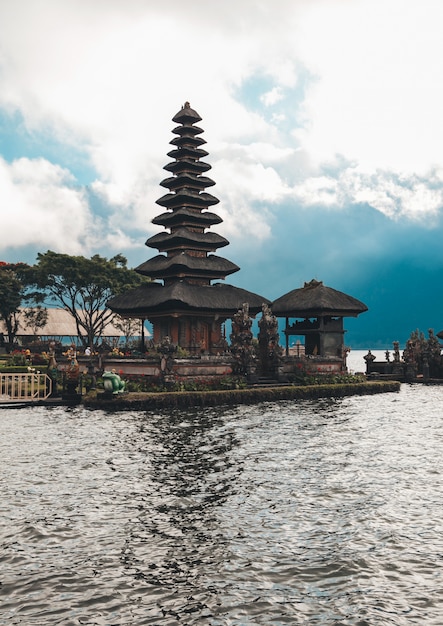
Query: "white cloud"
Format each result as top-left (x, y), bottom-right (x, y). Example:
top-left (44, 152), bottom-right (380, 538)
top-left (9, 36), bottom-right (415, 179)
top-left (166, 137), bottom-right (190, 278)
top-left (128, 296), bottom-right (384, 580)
top-left (0, 156), bottom-right (147, 258)
top-left (213, 158), bottom-right (283, 241)
top-left (349, 171), bottom-right (443, 222)
top-left (0, 156), bottom-right (94, 254)
top-left (292, 175), bottom-right (339, 207)
top-left (261, 87), bottom-right (284, 107)
top-left (1, 0), bottom-right (443, 258)
top-left (292, 166), bottom-right (443, 223)
top-left (294, 0), bottom-right (443, 174)
top-left (0, 6), bottom-right (303, 149)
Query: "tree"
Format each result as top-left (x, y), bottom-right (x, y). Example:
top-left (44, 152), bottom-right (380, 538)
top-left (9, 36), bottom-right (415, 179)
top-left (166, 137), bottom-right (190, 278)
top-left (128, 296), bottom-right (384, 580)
top-left (28, 251), bottom-right (146, 349)
top-left (23, 306), bottom-right (49, 340)
top-left (112, 314), bottom-right (144, 349)
top-left (0, 262), bottom-right (31, 347)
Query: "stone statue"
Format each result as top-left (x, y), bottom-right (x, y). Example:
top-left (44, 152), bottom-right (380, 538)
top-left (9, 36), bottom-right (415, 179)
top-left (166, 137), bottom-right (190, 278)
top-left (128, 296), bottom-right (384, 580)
top-left (363, 350), bottom-right (376, 364)
top-left (230, 303), bottom-right (255, 376)
top-left (258, 303), bottom-right (282, 377)
top-left (46, 343), bottom-right (59, 397)
top-left (102, 370), bottom-right (126, 394)
top-left (65, 346), bottom-right (80, 394)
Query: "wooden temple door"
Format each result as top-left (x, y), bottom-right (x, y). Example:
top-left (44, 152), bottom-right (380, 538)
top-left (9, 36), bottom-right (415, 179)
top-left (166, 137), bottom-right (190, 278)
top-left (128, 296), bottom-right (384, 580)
top-left (200, 322), bottom-right (209, 353)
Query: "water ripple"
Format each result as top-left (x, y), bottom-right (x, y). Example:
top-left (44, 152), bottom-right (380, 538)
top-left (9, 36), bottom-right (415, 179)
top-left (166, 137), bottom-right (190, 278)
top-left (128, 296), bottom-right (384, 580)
top-left (1, 385), bottom-right (443, 623)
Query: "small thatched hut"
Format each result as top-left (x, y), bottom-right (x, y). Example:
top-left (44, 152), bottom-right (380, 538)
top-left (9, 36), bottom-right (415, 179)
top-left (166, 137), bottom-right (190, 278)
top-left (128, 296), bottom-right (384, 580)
top-left (272, 279), bottom-right (368, 358)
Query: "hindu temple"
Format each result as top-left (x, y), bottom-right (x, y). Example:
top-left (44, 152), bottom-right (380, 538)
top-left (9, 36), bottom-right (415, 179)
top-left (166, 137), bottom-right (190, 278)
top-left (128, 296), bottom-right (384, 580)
top-left (108, 103), bottom-right (268, 354)
top-left (272, 279), bottom-right (368, 360)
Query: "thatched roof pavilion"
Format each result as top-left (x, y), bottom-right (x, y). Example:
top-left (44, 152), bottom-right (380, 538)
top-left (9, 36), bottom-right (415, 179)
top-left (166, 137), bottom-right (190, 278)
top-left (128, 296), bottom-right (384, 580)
top-left (108, 102), bottom-right (268, 354)
top-left (107, 281), bottom-right (266, 317)
top-left (0, 308), bottom-right (143, 346)
top-left (272, 279), bottom-right (368, 358)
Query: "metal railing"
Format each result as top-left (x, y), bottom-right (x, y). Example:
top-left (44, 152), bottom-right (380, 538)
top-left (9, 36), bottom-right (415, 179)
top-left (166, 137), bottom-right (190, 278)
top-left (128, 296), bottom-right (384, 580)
top-left (0, 372), bottom-right (52, 402)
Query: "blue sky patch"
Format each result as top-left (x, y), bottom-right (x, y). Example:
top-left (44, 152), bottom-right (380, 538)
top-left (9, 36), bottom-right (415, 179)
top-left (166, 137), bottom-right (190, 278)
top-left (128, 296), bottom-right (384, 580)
top-left (0, 108), bottom-right (96, 185)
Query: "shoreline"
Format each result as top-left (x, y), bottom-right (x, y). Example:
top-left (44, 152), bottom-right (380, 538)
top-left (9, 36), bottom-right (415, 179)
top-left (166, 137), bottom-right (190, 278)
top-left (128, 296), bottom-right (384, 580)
top-left (82, 380), bottom-right (401, 411)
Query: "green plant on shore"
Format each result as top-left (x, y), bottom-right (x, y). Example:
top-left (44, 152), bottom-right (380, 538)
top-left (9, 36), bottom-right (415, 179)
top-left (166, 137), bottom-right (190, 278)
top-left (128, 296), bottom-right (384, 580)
top-left (121, 373), bottom-right (248, 393)
top-left (289, 370), bottom-right (366, 386)
top-left (10, 353), bottom-right (30, 366)
top-left (175, 346), bottom-right (190, 358)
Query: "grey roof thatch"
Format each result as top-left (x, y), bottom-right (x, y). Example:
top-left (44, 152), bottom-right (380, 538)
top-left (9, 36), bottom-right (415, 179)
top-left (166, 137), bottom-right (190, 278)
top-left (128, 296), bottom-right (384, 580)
top-left (146, 229), bottom-right (228, 251)
top-left (172, 102), bottom-right (202, 124)
top-left (108, 281), bottom-right (269, 317)
top-left (160, 174), bottom-right (214, 190)
top-left (166, 147), bottom-right (209, 161)
top-left (271, 279), bottom-right (368, 318)
top-left (152, 208), bottom-right (222, 228)
top-left (156, 190), bottom-right (219, 208)
top-left (169, 135), bottom-right (207, 148)
top-left (437, 329), bottom-right (443, 340)
top-left (164, 159), bottom-right (211, 174)
top-left (135, 253), bottom-right (239, 279)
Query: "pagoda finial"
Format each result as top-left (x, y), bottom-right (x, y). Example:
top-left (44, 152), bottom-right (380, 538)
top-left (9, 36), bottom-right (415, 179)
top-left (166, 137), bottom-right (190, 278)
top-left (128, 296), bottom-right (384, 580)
top-left (304, 279), bottom-right (323, 289)
top-left (183, 101), bottom-right (191, 109)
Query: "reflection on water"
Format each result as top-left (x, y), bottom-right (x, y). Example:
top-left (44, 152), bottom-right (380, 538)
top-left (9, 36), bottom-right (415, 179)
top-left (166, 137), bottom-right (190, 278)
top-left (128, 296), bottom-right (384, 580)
top-left (1, 384), bottom-right (443, 624)
top-left (119, 409), bottom-right (241, 622)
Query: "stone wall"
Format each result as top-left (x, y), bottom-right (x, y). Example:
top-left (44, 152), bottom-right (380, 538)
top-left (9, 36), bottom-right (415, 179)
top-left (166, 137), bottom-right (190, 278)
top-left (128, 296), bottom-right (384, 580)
top-left (67, 355), bottom-right (233, 380)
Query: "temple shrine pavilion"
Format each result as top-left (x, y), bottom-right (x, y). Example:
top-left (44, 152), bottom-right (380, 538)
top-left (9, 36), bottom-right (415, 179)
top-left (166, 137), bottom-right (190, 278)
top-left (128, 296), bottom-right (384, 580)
top-left (108, 103), bottom-right (268, 354)
top-left (272, 279), bottom-right (368, 359)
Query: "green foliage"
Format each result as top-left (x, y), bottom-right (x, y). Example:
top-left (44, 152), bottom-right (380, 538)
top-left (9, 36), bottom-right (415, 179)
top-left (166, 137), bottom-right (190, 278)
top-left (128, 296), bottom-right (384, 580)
top-left (26, 251), bottom-right (147, 349)
top-left (289, 367), bottom-right (366, 386)
top-left (175, 346), bottom-right (191, 358)
top-left (23, 306), bottom-right (48, 338)
top-left (0, 366), bottom-right (32, 373)
top-left (10, 353), bottom-right (28, 366)
top-left (218, 375), bottom-right (248, 389)
top-left (123, 373), bottom-right (248, 393)
top-left (6, 349), bottom-right (33, 365)
top-left (111, 315), bottom-right (143, 348)
top-left (0, 262), bottom-right (31, 344)
top-left (0, 349), bottom-right (48, 368)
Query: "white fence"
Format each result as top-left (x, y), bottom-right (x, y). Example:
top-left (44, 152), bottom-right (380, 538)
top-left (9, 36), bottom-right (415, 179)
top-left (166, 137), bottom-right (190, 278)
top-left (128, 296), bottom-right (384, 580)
top-left (0, 373), bottom-right (52, 403)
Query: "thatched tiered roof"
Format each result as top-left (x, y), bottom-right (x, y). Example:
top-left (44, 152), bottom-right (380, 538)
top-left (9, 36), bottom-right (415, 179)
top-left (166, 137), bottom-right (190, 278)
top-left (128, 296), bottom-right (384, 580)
top-left (137, 101), bottom-right (239, 285)
top-left (106, 282), bottom-right (266, 317)
top-left (109, 102), bottom-right (268, 317)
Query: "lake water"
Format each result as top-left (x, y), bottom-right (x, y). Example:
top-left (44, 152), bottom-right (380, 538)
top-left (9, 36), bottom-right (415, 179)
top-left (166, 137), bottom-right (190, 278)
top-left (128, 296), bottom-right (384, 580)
top-left (1, 351), bottom-right (442, 625)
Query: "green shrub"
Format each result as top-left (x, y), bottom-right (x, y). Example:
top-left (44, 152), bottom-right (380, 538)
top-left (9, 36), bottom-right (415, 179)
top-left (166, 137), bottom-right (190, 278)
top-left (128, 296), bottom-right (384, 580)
top-left (10, 354), bottom-right (28, 366)
top-left (289, 370), bottom-right (365, 386)
top-left (175, 346), bottom-right (190, 358)
top-left (0, 366), bottom-right (33, 373)
top-left (122, 373), bottom-right (248, 393)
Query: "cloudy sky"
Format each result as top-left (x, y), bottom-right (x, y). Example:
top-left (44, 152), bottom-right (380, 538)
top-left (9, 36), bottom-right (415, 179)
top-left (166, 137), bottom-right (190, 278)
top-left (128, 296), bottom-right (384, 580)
top-left (1, 0), bottom-right (443, 348)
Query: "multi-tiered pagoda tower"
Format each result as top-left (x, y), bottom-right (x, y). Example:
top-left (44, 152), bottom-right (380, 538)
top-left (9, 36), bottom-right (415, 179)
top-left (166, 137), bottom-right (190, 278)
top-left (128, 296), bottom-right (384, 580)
top-left (108, 103), bottom-right (268, 354)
